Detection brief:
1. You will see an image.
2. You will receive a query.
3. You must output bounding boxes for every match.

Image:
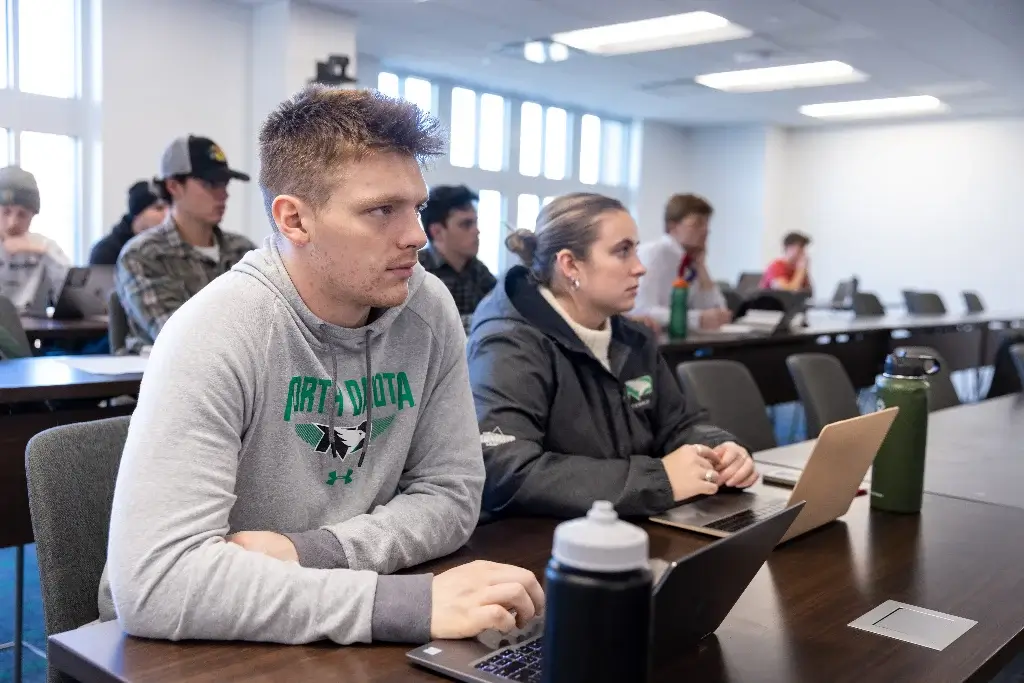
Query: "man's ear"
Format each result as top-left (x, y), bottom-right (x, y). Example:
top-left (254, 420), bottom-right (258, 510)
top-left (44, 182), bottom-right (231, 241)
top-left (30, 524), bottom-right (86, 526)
top-left (272, 195), bottom-right (310, 245)
top-left (427, 221), bottom-right (444, 242)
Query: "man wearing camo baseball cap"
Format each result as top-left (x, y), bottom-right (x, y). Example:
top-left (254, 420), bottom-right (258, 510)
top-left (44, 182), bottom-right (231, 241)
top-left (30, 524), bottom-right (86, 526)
top-left (114, 136), bottom-right (256, 353)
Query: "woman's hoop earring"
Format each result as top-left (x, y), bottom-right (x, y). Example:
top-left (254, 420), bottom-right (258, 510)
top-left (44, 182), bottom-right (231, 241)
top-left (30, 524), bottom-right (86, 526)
top-left (571, 277), bottom-right (581, 290)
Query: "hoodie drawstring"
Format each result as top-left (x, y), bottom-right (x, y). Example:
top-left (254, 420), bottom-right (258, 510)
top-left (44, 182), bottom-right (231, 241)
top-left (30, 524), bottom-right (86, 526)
top-left (329, 351), bottom-right (340, 460)
top-left (359, 329), bottom-right (373, 467)
top-left (326, 329), bottom-right (373, 468)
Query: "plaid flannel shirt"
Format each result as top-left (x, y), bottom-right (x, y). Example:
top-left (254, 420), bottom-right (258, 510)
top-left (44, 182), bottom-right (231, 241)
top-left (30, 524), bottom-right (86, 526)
top-left (418, 245), bottom-right (497, 321)
top-left (115, 217), bottom-right (256, 353)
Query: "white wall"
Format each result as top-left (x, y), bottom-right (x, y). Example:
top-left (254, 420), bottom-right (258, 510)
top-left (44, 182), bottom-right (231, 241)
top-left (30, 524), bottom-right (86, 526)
top-left (685, 126), bottom-right (771, 285)
top-left (629, 120), bottom-right (691, 244)
top-left (101, 0), bottom-right (253, 243)
top-left (785, 118), bottom-right (1024, 311)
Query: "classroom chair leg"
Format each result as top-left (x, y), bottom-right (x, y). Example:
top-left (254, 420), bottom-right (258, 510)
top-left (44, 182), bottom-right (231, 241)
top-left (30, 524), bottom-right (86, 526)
top-left (14, 544), bottom-right (24, 683)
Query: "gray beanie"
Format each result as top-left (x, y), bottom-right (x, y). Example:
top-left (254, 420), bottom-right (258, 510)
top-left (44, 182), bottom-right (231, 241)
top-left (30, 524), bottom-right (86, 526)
top-left (0, 166), bottom-right (40, 214)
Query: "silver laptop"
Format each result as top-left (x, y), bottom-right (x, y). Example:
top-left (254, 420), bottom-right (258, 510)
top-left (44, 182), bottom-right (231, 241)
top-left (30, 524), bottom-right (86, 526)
top-left (650, 408), bottom-right (898, 543)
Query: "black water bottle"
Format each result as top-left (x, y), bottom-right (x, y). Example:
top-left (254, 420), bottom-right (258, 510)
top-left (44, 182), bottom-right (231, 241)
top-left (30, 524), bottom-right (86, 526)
top-left (541, 501), bottom-right (653, 683)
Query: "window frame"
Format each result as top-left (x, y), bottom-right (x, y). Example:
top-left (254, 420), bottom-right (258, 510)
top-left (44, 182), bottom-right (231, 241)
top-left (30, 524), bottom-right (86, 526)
top-left (0, 0), bottom-right (97, 263)
top-left (376, 68), bottom-right (633, 275)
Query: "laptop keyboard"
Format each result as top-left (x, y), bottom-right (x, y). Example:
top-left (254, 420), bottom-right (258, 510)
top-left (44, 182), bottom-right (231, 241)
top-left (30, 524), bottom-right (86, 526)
top-left (705, 500), bottom-right (788, 533)
top-left (474, 637), bottom-right (544, 682)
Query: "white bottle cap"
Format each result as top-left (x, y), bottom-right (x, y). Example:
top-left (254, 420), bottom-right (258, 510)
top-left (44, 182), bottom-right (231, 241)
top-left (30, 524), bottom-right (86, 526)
top-left (551, 501), bottom-right (649, 573)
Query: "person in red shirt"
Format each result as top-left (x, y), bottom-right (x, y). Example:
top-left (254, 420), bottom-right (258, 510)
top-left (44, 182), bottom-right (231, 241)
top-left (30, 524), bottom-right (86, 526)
top-left (761, 232), bottom-right (812, 293)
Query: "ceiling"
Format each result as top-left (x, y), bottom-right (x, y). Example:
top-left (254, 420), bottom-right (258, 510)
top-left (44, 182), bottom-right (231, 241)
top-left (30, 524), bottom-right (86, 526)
top-left (299, 0), bottom-right (1024, 126)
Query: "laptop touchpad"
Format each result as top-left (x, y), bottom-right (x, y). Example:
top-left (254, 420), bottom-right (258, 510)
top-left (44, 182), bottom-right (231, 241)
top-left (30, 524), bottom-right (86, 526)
top-left (668, 492), bottom-right (759, 523)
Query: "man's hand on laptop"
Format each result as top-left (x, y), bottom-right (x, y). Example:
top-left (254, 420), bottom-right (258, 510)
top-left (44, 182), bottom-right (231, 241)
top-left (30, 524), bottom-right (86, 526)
top-left (663, 445), bottom-right (720, 501)
top-left (712, 442), bottom-right (759, 488)
top-left (431, 560), bottom-right (545, 639)
top-left (227, 531), bottom-right (299, 563)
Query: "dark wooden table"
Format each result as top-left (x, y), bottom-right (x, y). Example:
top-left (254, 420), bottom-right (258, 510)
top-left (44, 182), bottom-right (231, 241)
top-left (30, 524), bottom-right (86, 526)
top-left (1, 356), bottom-right (141, 548)
top-left (755, 395), bottom-right (1024, 510)
top-left (659, 312), bottom-right (1024, 405)
top-left (50, 492), bottom-right (1024, 683)
top-left (20, 315), bottom-right (109, 343)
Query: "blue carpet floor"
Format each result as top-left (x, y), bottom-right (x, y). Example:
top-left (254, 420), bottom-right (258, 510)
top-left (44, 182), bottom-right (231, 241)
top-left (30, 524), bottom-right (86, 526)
top-left (1, 545), bottom-right (46, 683)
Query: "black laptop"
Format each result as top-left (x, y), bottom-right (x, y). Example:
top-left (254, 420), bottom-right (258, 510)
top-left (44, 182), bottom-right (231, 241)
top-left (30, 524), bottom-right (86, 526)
top-left (52, 266), bottom-right (114, 319)
top-left (406, 501), bottom-right (805, 683)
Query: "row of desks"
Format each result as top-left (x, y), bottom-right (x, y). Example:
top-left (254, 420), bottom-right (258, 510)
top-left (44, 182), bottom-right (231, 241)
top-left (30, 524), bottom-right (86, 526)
top-left (46, 395), bottom-right (1024, 683)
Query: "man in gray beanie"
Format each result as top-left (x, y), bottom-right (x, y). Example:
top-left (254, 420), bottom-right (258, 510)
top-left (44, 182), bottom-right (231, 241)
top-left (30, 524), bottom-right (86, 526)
top-left (0, 165), bottom-right (71, 313)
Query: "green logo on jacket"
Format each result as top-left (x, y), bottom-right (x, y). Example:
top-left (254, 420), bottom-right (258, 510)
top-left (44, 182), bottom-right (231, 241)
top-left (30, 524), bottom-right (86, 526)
top-left (624, 375), bottom-right (654, 406)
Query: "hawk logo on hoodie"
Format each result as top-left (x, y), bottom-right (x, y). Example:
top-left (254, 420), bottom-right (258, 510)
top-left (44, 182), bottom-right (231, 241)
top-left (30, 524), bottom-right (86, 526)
top-left (624, 375), bottom-right (654, 408)
top-left (294, 415), bottom-right (396, 459)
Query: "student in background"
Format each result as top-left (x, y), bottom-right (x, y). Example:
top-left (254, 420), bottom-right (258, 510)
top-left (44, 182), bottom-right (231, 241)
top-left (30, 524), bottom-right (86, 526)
top-left (115, 136), bottom-right (256, 353)
top-left (632, 193), bottom-right (732, 332)
top-left (418, 185), bottom-right (496, 328)
top-left (0, 166), bottom-right (70, 313)
top-left (102, 86), bottom-right (542, 647)
top-left (468, 193), bottom-right (758, 519)
top-left (90, 181), bottom-right (168, 265)
top-left (761, 231), bottom-right (812, 292)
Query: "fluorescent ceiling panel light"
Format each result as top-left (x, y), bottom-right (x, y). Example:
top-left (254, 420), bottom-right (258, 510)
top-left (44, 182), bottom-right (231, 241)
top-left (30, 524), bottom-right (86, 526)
top-left (800, 95), bottom-right (948, 119)
top-left (551, 11), bottom-right (751, 56)
top-left (696, 60), bottom-right (867, 93)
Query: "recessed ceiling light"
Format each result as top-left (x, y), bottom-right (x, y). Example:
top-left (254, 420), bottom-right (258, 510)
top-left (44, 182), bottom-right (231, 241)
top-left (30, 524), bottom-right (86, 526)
top-left (551, 11), bottom-right (751, 56)
top-left (695, 61), bottom-right (867, 93)
top-left (799, 95), bottom-right (949, 119)
top-left (522, 40), bottom-right (571, 64)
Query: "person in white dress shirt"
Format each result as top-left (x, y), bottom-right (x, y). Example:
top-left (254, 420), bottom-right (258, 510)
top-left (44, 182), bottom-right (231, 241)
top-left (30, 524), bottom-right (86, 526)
top-left (631, 193), bottom-right (732, 332)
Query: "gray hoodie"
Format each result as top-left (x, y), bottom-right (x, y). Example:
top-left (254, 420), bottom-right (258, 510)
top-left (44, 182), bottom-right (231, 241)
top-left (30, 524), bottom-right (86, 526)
top-left (100, 238), bottom-right (484, 645)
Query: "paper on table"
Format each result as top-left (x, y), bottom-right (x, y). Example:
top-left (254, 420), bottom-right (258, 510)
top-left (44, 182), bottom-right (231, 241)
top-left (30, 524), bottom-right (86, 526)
top-left (58, 356), bottom-right (148, 375)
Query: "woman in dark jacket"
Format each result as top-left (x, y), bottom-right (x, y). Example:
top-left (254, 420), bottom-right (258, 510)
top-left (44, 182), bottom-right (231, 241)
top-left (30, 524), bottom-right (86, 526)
top-left (89, 181), bottom-right (166, 265)
top-left (468, 193), bottom-right (758, 518)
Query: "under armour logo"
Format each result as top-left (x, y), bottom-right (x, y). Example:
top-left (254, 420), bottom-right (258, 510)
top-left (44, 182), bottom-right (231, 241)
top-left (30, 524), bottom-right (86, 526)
top-left (326, 469), bottom-right (354, 486)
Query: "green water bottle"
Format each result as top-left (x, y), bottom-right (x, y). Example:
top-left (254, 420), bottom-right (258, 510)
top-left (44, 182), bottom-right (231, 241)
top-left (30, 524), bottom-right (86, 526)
top-left (668, 277), bottom-right (689, 339)
top-left (870, 352), bottom-right (939, 513)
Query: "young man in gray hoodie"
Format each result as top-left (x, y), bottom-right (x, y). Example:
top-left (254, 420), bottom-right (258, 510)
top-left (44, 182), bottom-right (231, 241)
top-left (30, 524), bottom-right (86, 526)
top-left (101, 86), bottom-right (543, 645)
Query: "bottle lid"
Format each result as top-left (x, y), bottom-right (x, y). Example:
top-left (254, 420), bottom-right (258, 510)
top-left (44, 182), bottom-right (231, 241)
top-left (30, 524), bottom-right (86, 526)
top-left (883, 351), bottom-right (940, 378)
top-left (672, 278), bottom-right (689, 289)
top-left (551, 501), bottom-right (649, 572)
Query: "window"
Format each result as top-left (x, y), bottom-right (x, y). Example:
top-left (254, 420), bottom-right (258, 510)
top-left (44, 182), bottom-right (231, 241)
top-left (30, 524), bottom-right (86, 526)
top-left (376, 73), bottom-right (434, 114)
top-left (450, 87), bottom-right (477, 168)
top-left (542, 196), bottom-right (555, 206)
top-left (0, 130), bottom-right (8, 165)
top-left (478, 94), bottom-right (505, 172)
top-left (0, 7), bottom-right (7, 90)
top-left (579, 114), bottom-right (601, 185)
top-left (19, 0), bottom-right (78, 98)
top-left (517, 194), bottom-right (540, 233)
top-left (20, 132), bottom-right (79, 258)
top-left (477, 190), bottom-right (503, 274)
top-left (403, 77), bottom-right (434, 114)
top-left (377, 72), bottom-right (400, 97)
top-left (519, 102), bottom-right (543, 177)
top-left (543, 107), bottom-right (567, 180)
top-left (602, 121), bottom-right (626, 186)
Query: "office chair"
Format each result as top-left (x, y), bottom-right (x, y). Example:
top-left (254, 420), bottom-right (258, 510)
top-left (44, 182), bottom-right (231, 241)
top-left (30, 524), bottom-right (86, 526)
top-left (107, 290), bottom-right (128, 354)
top-left (893, 346), bottom-right (960, 411)
top-left (786, 353), bottom-right (861, 439)
top-left (676, 360), bottom-right (777, 452)
top-left (0, 295), bottom-right (33, 359)
top-left (963, 291), bottom-right (985, 314)
top-left (852, 292), bottom-right (886, 318)
top-left (1011, 344), bottom-right (1024, 388)
top-left (735, 272), bottom-right (763, 296)
top-left (903, 290), bottom-right (947, 315)
top-left (26, 416), bottom-right (131, 683)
